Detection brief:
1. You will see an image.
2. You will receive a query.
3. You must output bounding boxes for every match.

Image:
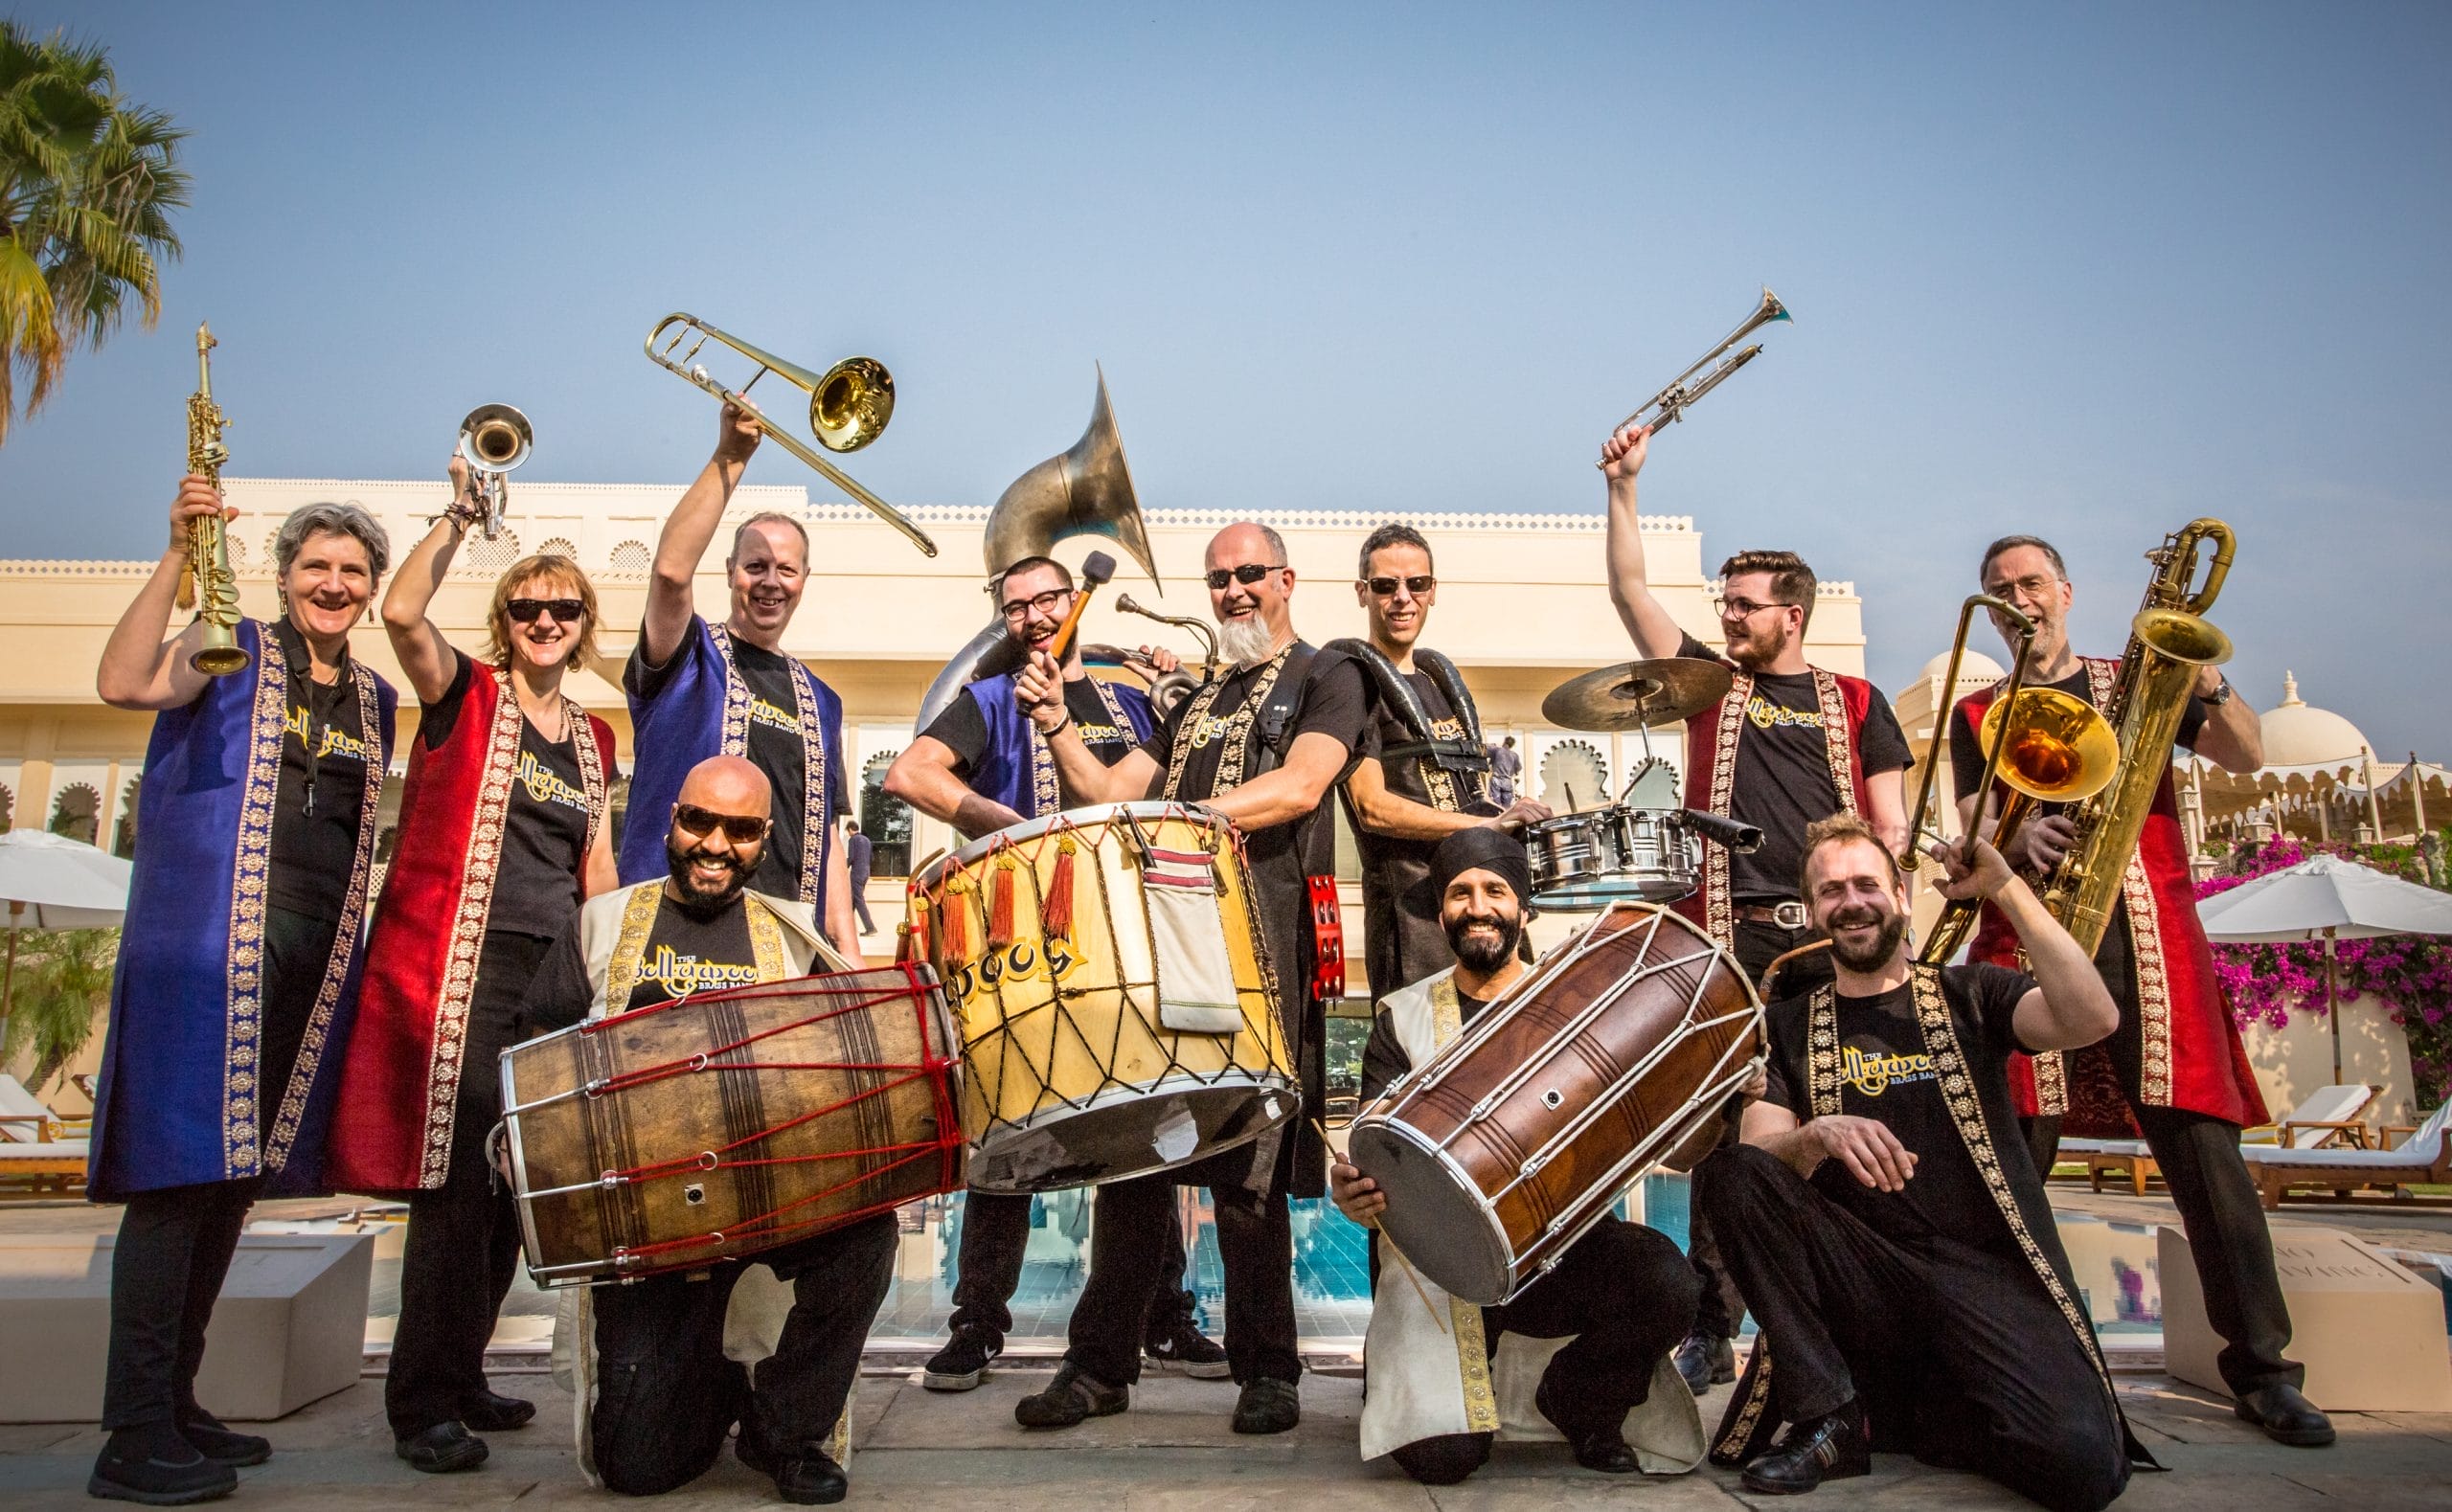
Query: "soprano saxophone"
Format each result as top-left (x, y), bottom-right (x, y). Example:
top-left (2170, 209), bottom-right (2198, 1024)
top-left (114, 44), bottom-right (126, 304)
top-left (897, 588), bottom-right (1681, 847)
top-left (178, 323), bottom-right (250, 676)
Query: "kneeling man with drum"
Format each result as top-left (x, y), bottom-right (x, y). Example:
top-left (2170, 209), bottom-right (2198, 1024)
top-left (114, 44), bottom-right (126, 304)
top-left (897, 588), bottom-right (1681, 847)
top-left (1332, 828), bottom-right (1704, 1485)
top-left (1699, 815), bottom-right (2148, 1510)
top-left (524, 756), bottom-right (890, 1505)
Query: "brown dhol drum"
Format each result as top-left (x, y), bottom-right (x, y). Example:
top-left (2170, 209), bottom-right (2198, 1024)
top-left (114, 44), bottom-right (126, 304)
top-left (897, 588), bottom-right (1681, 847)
top-left (500, 965), bottom-right (966, 1287)
top-left (1347, 903), bottom-right (1763, 1304)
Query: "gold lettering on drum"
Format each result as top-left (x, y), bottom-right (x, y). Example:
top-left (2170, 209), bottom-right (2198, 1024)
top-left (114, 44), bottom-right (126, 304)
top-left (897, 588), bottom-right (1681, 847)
top-left (946, 937), bottom-right (1083, 1008)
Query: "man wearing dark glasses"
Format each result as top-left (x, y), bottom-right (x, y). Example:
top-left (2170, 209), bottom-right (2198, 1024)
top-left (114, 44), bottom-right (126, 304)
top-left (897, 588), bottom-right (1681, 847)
top-left (525, 756), bottom-right (894, 1505)
top-left (1333, 523), bottom-right (1551, 999)
top-left (885, 554), bottom-right (1227, 1393)
top-left (1008, 522), bottom-right (1372, 1439)
top-left (621, 401), bottom-right (861, 963)
top-left (1601, 419), bottom-right (1912, 1397)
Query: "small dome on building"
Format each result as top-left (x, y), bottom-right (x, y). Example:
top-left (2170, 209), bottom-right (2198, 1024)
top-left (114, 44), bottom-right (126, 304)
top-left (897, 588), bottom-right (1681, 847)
top-left (2259, 671), bottom-right (2373, 769)
top-left (1917, 648), bottom-right (2006, 686)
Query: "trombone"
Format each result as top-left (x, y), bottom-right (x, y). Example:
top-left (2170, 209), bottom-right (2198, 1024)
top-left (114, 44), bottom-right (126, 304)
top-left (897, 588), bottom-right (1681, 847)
top-left (1596, 286), bottom-right (1792, 467)
top-left (456, 403), bottom-right (532, 541)
top-left (1905, 595), bottom-right (2119, 963)
top-left (645, 313), bottom-right (937, 558)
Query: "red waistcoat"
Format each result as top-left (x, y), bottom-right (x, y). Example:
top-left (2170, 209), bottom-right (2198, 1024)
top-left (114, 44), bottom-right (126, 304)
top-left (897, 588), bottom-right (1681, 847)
top-left (326, 665), bottom-right (615, 1192)
top-left (1960, 658), bottom-right (2266, 1133)
top-left (1673, 662), bottom-right (1880, 945)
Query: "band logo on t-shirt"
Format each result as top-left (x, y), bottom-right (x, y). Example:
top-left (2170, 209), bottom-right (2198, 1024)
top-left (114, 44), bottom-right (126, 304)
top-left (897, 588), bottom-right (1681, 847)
top-left (1075, 717), bottom-right (1128, 747)
top-left (747, 695), bottom-right (798, 735)
top-left (1842, 1043), bottom-right (1938, 1098)
top-left (1183, 712), bottom-right (1236, 751)
top-left (1746, 695), bottom-right (1827, 732)
top-left (645, 943), bottom-right (761, 998)
top-left (286, 703), bottom-right (371, 762)
top-left (517, 750), bottom-right (591, 813)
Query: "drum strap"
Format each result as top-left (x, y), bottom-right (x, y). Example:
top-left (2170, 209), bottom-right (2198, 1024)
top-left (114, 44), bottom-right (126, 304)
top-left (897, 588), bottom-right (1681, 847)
top-left (1326, 640), bottom-right (1489, 814)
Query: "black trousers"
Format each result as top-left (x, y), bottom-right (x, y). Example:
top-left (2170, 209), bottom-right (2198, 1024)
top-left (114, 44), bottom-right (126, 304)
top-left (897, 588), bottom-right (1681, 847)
top-left (1064, 1165), bottom-right (1298, 1388)
top-left (1389, 1217), bottom-right (1699, 1485)
top-left (946, 1189), bottom-right (1193, 1347)
top-left (2025, 1103), bottom-right (2300, 1396)
top-left (1698, 1144), bottom-right (2129, 1512)
top-left (101, 905), bottom-right (337, 1433)
top-left (1680, 917), bottom-right (1836, 1340)
top-left (590, 1214), bottom-right (897, 1495)
top-left (387, 930), bottom-right (553, 1436)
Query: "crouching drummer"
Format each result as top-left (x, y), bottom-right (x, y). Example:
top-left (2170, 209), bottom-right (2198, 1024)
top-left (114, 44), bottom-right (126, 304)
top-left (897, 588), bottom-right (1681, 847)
top-left (1330, 828), bottom-right (1705, 1485)
top-left (523, 756), bottom-right (891, 1505)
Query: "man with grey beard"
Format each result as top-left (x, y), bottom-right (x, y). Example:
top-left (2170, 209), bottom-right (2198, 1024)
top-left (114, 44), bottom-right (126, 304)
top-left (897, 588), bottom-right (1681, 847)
top-left (1011, 521), bottom-right (1372, 1438)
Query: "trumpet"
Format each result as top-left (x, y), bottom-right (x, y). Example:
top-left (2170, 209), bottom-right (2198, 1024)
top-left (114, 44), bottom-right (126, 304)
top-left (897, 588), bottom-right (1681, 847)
top-left (456, 403), bottom-right (532, 540)
top-left (179, 323), bottom-right (249, 677)
top-left (645, 313), bottom-right (936, 558)
top-left (1596, 286), bottom-right (1792, 468)
top-left (1115, 592), bottom-right (1218, 717)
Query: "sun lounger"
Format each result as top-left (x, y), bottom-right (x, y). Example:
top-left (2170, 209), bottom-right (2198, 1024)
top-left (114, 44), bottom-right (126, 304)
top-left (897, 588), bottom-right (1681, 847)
top-left (2242, 1103), bottom-right (2452, 1209)
top-left (0, 1074), bottom-right (90, 1196)
top-left (2063, 1084), bottom-right (2378, 1195)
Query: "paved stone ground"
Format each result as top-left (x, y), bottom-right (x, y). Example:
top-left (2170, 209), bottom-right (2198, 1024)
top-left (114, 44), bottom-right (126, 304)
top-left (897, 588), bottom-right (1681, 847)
top-left (4, 1365), bottom-right (2449, 1511)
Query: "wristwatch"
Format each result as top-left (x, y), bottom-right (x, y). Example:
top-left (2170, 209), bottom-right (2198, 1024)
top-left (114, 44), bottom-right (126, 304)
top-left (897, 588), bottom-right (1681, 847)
top-left (2203, 676), bottom-right (2235, 709)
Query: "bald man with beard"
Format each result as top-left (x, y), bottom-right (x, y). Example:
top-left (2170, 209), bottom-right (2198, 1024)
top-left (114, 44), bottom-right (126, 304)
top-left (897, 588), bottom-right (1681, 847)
top-left (524, 756), bottom-right (888, 1505)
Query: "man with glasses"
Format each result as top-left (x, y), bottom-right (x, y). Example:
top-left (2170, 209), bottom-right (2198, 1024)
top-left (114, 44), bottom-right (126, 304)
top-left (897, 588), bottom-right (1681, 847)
top-left (884, 554), bottom-right (1228, 1393)
top-left (1008, 522), bottom-right (1373, 1438)
top-left (1947, 535), bottom-right (2328, 1449)
top-left (1334, 523), bottom-right (1551, 997)
top-left (524, 756), bottom-right (895, 1505)
top-left (622, 401), bottom-right (861, 961)
top-left (1602, 419), bottom-right (1912, 1395)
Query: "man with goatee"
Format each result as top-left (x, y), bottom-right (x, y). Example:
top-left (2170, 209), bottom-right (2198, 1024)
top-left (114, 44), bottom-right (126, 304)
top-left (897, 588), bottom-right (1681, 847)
top-left (1333, 827), bottom-right (1703, 1486)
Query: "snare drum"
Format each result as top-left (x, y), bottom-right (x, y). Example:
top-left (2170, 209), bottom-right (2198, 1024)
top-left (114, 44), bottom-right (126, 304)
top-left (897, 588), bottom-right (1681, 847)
top-left (1347, 904), bottom-right (1762, 1304)
top-left (1524, 805), bottom-right (1699, 908)
top-left (908, 801), bottom-right (1298, 1193)
top-left (499, 967), bottom-right (965, 1287)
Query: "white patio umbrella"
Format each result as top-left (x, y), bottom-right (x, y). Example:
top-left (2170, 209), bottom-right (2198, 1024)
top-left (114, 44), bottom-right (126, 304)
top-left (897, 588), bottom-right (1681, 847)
top-left (0, 829), bottom-right (133, 1051)
top-left (2196, 853), bottom-right (2452, 1081)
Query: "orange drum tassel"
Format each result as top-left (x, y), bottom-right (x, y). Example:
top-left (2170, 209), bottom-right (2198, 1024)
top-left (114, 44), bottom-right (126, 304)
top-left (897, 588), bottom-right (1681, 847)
top-left (1043, 837), bottom-right (1078, 941)
top-left (988, 857), bottom-right (1018, 951)
top-left (941, 879), bottom-right (968, 962)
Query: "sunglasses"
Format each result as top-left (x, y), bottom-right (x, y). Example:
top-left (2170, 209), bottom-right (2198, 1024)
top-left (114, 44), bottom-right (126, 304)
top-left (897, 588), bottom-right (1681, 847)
top-left (672, 803), bottom-right (769, 844)
top-left (1364, 575), bottom-right (1435, 597)
top-left (506, 598), bottom-right (586, 625)
top-left (1205, 563), bottom-right (1284, 590)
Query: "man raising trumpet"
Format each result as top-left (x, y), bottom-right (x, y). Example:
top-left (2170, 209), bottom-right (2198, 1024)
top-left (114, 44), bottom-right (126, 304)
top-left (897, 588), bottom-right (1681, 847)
top-left (1698, 816), bottom-right (2147, 1510)
top-left (884, 555), bottom-right (1226, 1391)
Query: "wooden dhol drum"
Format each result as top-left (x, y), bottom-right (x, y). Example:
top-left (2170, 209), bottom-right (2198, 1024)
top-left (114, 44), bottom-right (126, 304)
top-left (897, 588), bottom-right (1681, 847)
top-left (500, 966), bottom-right (965, 1287)
top-left (907, 801), bottom-right (1297, 1193)
top-left (1347, 903), bottom-right (1763, 1305)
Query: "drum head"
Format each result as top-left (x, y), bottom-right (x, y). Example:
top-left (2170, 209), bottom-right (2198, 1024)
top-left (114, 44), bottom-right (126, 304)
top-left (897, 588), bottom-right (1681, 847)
top-left (970, 1072), bottom-right (1295, 1193)
top-left (1347, 1119), bottom-right (1515, 1305)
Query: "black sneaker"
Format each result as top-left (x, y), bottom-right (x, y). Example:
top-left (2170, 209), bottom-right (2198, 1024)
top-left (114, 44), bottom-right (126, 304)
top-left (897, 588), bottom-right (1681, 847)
top-left (1740, 1399), bottom-right (1871, 1495)
top-left (457, 1388), bottom-right (535, 1433)
top-left (770, 1450), bottom-right (850, 1505)
top-left (922, 1330), bottom-right (1001, 1392)
top-left (1673, 1331), bottom-right (1737, 1395)
top-left (1231, 1376), bottom-right (1301, 1434)
top-left (1013, 1363), bottom-right (1128, 1429)
top-left (174, 1410), bottom-right (270, 1469)
top-left (394, 1420), bottom-right (489, 1474)
top-left (88, 1428), bottom-right (238, 1505)
top-left (1144, 1312), bottom-right (1232, 1380)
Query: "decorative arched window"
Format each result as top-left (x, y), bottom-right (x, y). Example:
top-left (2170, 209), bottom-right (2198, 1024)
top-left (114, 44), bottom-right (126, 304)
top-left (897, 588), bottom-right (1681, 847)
top-left (858, 752), bottom-right (914, 878)
top-left (461, 530), bottom-right (522, 575)
top-left (49, 782), bottom-right (101, 846)
top-left (0, 782), bottom-right (14, 833)
top-left (535, 537), bottom-right (579, 561)
top-left (114, 778), bottom-right (142, 857)
top-left (607, 541), bottom-right (651, 579)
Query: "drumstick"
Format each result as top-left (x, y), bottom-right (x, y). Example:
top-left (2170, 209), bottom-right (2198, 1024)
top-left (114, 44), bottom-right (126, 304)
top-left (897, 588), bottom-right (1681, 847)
top-left (1046, 550), bottom-right (1117, 665)
top-left (1315, 1114), bottom-right (1447, 1335)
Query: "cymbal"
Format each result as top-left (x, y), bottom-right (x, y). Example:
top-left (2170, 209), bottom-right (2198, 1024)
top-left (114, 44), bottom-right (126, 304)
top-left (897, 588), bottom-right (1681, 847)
top-left (1541, 657), bottom-right (1734, 731)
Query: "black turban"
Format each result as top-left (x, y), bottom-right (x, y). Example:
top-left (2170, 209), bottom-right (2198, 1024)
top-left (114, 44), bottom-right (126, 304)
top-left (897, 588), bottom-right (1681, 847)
top-left (1428, 825), bottom-right (1533, 913)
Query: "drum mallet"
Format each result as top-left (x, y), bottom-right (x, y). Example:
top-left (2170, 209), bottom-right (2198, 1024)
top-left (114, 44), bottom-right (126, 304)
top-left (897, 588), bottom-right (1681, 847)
top-left (1046, 550), bottom-right (1117, 665)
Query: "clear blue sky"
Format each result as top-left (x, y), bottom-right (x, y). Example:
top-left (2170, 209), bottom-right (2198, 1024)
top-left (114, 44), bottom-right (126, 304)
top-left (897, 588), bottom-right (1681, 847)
top-left (3, 3), bottom-right (2445, 756)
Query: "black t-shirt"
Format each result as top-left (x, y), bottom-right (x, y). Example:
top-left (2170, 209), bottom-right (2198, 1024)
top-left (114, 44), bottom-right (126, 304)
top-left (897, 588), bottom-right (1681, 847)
top-left (1760, 963), bottom-right (2034, 1254)
top-left (266, 622), bottom-right (373, 920)
top-left (920, 675), bottom-right (1141, 777)
top-left (1359, 984), bottom-right (1494, 1101)
top-left (626, 629), bottom-right (849, 901)
top-left (422, 656), bottom-right (599, 940)
top-left (1355, 669), bottom-right (1491, 870)
top-left (1946, 665), bottom-right (2207, 1003)
top-left (1678, 633), bottom-right (1910, 904)
top-left (1139, 649), bottom-right (1373, 804)
top-left (522, 891), bottom-right (763, 1037)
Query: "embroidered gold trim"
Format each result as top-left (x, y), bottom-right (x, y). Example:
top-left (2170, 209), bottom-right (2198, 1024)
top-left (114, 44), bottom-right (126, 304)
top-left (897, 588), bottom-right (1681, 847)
top-left (2031, 1047), bottom-right (2068, 1116)
top-left (1161, 646), bottom-right (1292, 800)
top-left (1702, 673), bottom-right (1750, 945)
top-left (1813, 669), bottom-right (1860, 822)
top-left (223, 622), bottom-right (286, 1174)
top-left (1421, 973), bottom-right (1499, 1433)
top-left (708, 623), bottom-right (833, 906)
top-left (604, 881), bottom-right (665, 1013)
top-left (571, 700), bottom-right (608, 863)
top-left (1714, 1347), bottom-right (1775, 1462)
top-left (742, 892), bottom-right (789, 982)
top-left (263, 656), bottom-right (386, 1171)
top-left (1028, 675), bottom-right (1136, 819)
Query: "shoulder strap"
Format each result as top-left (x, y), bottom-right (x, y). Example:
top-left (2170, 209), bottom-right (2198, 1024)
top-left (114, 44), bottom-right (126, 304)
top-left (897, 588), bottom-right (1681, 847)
top-left (1322, 639), bottom-right (1487, 771)
top-left (1255, 643), bottom-right (1322, 768)
top-left (1325, 638), bottom-right (1432, 744)
top-left (1414, 649), bottom-right (1485, 749)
